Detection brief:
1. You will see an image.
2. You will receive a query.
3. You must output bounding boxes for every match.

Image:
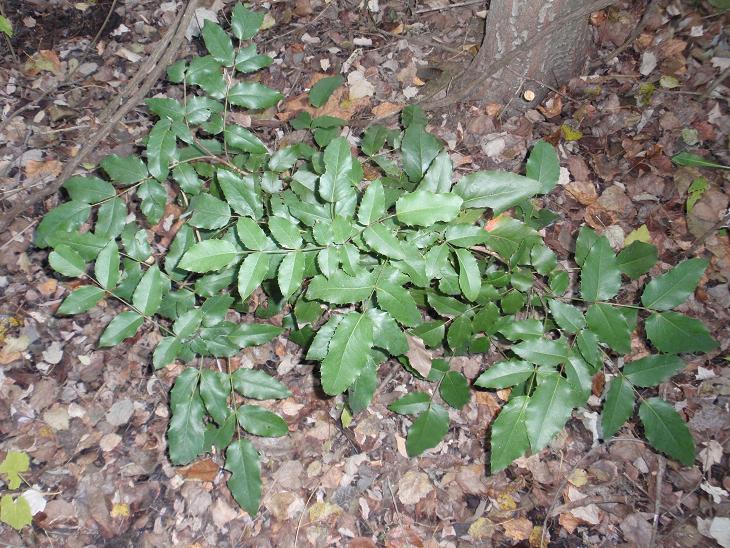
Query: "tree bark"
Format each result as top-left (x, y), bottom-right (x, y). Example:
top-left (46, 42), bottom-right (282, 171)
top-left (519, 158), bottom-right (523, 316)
top-left (475, 0), bottom-right (590, 105)
top-left (423, 0), bottom-right (614, 110)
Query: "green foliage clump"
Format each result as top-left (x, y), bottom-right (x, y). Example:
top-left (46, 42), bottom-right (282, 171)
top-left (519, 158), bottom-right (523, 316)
top-left (36, 4), bottom-right (717, 515)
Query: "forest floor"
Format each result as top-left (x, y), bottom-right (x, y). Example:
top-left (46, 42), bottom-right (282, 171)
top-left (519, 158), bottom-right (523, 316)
top-left (1, 0), bottom-right (729, 546)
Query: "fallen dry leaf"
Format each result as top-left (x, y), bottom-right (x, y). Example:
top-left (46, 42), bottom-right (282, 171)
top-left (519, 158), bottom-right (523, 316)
top-left (180, 458), bottom-right (219, 481)
top-left (397, 471), bottom-right (433, 505)
top-left (503, 517), bottom-right (534, 542)
top-left (405, 334), bottom-right (432, 378)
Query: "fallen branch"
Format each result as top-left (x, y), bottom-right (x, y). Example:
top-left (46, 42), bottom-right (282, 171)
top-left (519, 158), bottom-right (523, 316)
top-left (0, 0), bottom-right (200, 233)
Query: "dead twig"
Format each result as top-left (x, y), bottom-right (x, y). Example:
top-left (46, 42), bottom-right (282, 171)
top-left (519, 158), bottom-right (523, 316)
top-left (376, 29), bottom-right (466, 56)
top-left (591, 0), bottom-right (659, 69)
top-left (0, 0), bottom-right (201, 232)
top-left (415, 0), bottom-right (484, 15)
top-left (548, 495), bottom-right (630, 517)
top-left (701, 65), bottom-right (730, 100)
top-left (649, 456), bottom-right (666, 548)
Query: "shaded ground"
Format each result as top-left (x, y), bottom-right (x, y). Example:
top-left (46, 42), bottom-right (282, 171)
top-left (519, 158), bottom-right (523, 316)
top-left (1, 0), bottom-right (729, 546)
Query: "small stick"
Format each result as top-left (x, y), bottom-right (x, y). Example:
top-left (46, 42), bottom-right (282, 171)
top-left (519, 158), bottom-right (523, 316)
top-left (701, 65), bottom-right (730, 100)
top-left (649, 456), bottom-right (666, 548)
top-left (591, 0), bottom-right (659, 69)
top-left (548, 495), bottom-right (630, 517)
top-left (415, 0), bottom-right (485, 15)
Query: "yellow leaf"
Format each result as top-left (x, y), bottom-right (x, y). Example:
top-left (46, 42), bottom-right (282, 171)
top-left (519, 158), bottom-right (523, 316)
top-left (308, 501), bottom-right (341, 521)
top-left (529, 525), bottom-right (549, 547)
top-left (568, 468), bottom-right (588, 487)
top-left (111, 502), bottom-right (130, 518)
top-left (0, 495), bottom-right (32, 531)
top-left (561, 124), bottom-right (583, 142)
top-left (341, 406), bottom-right (352, 428)
top-left (261, 13), bottom-right (276, 30)
top-left (0, 451), bottom-right (30, 490)
top-left (496, 491), bottom-right (517, 511)
top-left (625, 224), bottom-right (652, 245)
top-left (468, 517), bottom-right (494, 540)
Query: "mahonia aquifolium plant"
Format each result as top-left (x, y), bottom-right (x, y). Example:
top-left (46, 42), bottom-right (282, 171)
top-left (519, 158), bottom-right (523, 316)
top-left (35, 4), bottom-right (718, 515)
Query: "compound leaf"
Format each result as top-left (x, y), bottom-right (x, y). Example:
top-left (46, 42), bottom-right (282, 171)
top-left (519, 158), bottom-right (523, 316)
top-left (406, 404), bottom-right (449, 456)
top-left (490, 396), bottom-right (530, 472)
top-left (167, 368), bottom-right (205, 464)
top-left (639, 398), bottom-right (695, 466)
top-left (320, 312), bottom-right (373, 395)
top-left (225, 439), bottom-right (261, 515)
top-left (525, 375), bottom-right (574, 452)
top-left (232, 368), bottom-right (291, 400)
top-left (641, 258), bottom-right (708, 311)
top-left (601, 376), bottom-right (635, 439)
top-left (580, 236), bottom-right (620, 301)
top-left (645, 311), bottom-right (718, 353)
top-left (236, 405), bottom-right (288, 437)
top-left (99, 311), bottom-right (144, 347)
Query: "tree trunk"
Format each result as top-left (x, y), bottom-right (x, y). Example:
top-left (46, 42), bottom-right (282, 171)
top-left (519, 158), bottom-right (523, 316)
top-left (474, 0), bottom-right (590, 106)
top-left (423, 0), bottom-right (613, 110)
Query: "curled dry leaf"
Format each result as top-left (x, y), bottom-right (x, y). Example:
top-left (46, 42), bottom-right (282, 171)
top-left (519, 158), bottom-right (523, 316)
top-left (405, 334), bottom-right (432, 378)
